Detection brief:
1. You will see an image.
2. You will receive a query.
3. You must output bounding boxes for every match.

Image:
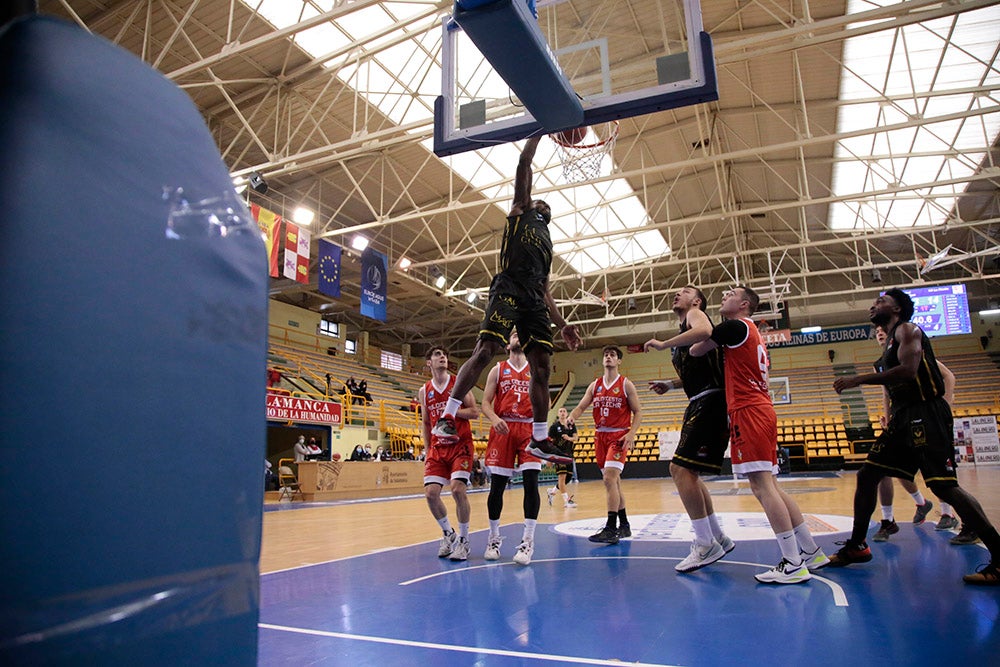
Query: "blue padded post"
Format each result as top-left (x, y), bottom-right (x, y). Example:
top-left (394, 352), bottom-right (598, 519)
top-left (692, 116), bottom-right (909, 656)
top-left (453, 0), bottom-right (583, 131)
top-left (0, 16), bottom-right (267, 665)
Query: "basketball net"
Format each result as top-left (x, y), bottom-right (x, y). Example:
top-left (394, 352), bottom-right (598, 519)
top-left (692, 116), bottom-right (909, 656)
top-left (551, 121), bottom-right (619, 183)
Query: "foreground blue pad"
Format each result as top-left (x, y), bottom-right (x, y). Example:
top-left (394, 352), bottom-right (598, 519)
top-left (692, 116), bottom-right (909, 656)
top-left (453, 0), bottom-right (583, 131)
top-left (0, 16), bottom-right (267, 665)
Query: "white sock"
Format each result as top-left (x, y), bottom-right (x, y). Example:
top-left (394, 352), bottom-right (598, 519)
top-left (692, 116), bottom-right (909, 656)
top-left (793, 522), bottom-right (818, 553)
top-left (458, 522), bottom-right (469, 539)
top-left (691, 517), bottom-right (714, 547)
top-left (437, 517), bottom-right (452, 533)
top-left (489, 519), bottom-right (501, 537)
top-left (707, 512), bottom-right (724, 540)
top-left (910, 491), bottom-right (927, 506)
top-left (532, 422), bottom-right (547, 441)
top-left (443, 397), bottom-right (462, 418)
top-left (523, 519), bottom-right (537, 541)
top-left (562, 493), bottom-right (570, 502)
top-left (775, 529), bottom-right (802, 565)
top-left (941, 502), bottom-right (954, 517)
top-left (881, 505), bottom-right (894, 522)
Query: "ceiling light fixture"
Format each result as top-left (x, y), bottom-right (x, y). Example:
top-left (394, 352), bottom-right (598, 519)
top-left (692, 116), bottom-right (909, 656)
top-left (351, 235), bottom-right (369, 251)
top-left (292, 207), bottom-right (314, 225)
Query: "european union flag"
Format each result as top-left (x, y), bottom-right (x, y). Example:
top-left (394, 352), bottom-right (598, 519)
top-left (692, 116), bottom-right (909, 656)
top-left (318, 240), bottom-right (341, 298)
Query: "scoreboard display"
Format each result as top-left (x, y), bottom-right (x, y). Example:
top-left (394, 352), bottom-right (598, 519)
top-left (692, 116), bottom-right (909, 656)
top-left (902, 283), bottom-right (973, 337)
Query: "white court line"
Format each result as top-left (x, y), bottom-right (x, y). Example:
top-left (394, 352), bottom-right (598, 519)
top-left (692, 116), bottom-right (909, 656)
top-left (399, 556), bottom-right (850, 607)
top-left (261, 526), bottom-right (519, 576)
top-left (259, 623), bottom-right (681, 666)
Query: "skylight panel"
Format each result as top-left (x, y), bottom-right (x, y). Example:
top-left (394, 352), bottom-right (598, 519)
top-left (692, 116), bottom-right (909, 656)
top-left (830, 1), bottom-right (1000, 231)
top-left (297, 23), bottom-right (351, 54)
top-left (334, 5), bottom-right (393, 39)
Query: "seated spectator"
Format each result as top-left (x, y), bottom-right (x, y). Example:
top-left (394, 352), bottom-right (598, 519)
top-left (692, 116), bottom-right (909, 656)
top-left (362, 444), bottom-right (374, 460)
top-left (349, 445), bottom-right (366, 461)
top-left (358, 379), bottom-right (373, 404)
top-left (400, 445), bottom-right (416, 460)
top-left (471, 453), bottom-right (486, 488)
top-left (374, 445), bottom-right (392, 461)
top-left (264, 460), bottom-right (277, 491)
top-left (306, 437), bottom-right (323, 460)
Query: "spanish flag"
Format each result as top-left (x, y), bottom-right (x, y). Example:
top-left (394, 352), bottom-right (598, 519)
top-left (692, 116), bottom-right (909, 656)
top-left (250, 203), bottom-right (282, 277)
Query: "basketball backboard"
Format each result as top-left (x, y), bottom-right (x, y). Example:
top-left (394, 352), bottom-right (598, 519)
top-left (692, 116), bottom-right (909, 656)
top-left (433, 0), bottom-right (717, 157)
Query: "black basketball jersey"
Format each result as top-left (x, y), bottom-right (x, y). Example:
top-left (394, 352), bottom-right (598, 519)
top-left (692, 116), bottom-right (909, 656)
top-left (499, 209), bottom-right (552, 288)
top-left (882, 321), bottom-right (946, 410)
top-left (671, 318), bottom-right (725, 399)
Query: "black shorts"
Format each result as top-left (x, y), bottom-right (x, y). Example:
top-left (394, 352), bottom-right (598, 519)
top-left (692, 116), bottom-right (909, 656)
top-left (554, 464), bottom-right (574, 480)
top-left (479, 273), bottom-right (553, 353)
top-left (554, 440), bottom-right (575, 477)
top-left (672, 389), bottom-right (730, 474)
top-left (866, 397), bottom-right (957, 486)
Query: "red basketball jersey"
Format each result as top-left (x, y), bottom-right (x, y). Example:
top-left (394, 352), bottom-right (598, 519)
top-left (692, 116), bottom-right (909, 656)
top-left (722, 317), bottom-right (772, 410)
top-left (592, 375), bottom-right (632, 431)
top-left (423, 375), bottom-right (473, 446)
top-left (492, 359), bottom-right (533, 421)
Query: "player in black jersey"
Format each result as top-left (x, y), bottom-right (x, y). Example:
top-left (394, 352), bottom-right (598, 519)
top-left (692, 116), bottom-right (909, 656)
top-left (431, 136), bottom-right (582, 463)
top-left (547, 407), bottom-right (579, 507)
top-left (831, 288), bottom-right (1000, 584)
top-left (645, 286), bottom-right (739, 572)
top-left (870, 324), bottom-right (954, 542)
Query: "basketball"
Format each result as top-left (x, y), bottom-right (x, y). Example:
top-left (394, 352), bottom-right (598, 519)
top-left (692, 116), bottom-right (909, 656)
top-left (556, 127), bottom-right (587, 145)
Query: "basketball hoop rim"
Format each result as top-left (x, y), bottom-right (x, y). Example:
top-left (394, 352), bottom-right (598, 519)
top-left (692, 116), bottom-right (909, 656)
top-left (551, 120), bottom-right (620, 149)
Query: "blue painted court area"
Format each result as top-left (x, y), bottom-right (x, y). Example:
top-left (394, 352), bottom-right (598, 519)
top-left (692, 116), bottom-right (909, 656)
top-left (259, 517), bottom-right (1000, 666)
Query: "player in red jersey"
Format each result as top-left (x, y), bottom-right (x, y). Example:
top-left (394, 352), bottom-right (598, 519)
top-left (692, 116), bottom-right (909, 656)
top-left (480, 331), bottom-right (542, 565)
top-left (691, 287), bottom-right (827, 584)
top-left (569, 345), bottom-right (642, 544)
top-left (419, 346), bottom-right (479, 561)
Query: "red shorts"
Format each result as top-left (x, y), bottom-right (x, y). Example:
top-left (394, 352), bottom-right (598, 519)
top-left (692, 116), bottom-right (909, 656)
top-left (424, 439), bottom-right (474, 486)
top-left (596, 429), bottom-right (629, 470)
top-left (728, 404), bottom-right (778, 475)
top-left (485, 421), bottom-right (539, 476)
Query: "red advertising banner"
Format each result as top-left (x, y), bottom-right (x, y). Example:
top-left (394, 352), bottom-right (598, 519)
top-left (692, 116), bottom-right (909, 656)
top-left (266, 394), bottom-right (342, 425)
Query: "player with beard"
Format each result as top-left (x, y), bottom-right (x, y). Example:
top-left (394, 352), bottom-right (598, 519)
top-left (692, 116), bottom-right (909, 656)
top-left (830, 288), bottom-right (1000, 584)
top-left (645, 286), bottom-right (736, 572)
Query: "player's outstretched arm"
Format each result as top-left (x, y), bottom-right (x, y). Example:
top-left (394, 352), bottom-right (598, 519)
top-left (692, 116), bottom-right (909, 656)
top-left (511, 136), bottom-right (541, 216)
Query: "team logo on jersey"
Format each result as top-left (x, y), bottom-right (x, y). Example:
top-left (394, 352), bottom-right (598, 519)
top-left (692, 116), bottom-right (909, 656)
top-left (428, 390), bottom-right (435, 399)
top-left (503, 368), bottom-right (511, 375)
top-left (613, 388), bottom-right (621, 395)
top-left (460, 460), bottom-right (469, 470)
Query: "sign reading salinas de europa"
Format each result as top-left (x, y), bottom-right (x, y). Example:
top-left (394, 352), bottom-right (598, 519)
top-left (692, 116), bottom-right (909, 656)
top-left (266, 394), bottom-right (342, 425)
